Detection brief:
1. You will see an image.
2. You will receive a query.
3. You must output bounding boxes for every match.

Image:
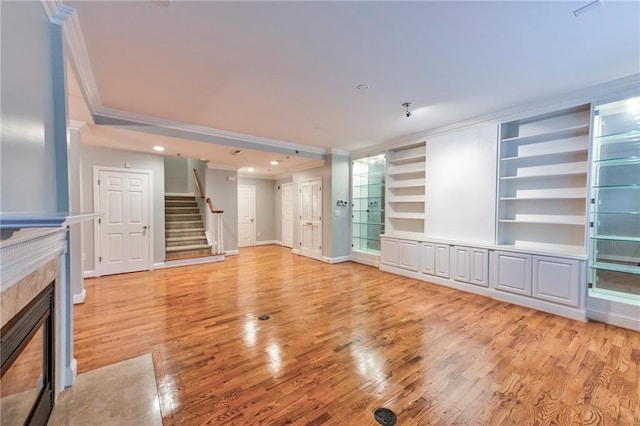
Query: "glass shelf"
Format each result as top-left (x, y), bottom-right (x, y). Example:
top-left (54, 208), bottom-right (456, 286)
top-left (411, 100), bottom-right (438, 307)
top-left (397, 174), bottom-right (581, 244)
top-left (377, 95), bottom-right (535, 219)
top-left (593, 156), bottom-right (640, 165)
top-left (591, 262), bottom-right (640, 275)
top-left (352, 155), bottom-right (386, 255)
top-left (353, 170), bottom-right (385, 177)
top-left (594, 130), bottom-right (640, 145)
top-left (592, 183), bottom-right (640, 189)
top-left (353, 221), bottom-right (384, 226)
top-left (591, 235), bottom-right (640, 242)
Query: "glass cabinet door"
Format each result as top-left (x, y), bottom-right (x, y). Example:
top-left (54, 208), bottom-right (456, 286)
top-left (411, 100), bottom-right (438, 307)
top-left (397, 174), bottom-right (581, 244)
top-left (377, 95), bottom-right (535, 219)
top-left (352, 155), bottom-right (385, 255)
top-left (590, 96), bottom-right (640, 300)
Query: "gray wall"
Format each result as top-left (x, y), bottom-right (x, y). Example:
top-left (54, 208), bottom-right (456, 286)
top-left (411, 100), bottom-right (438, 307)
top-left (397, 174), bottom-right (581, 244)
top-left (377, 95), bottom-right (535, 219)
top-left (274, 177), bottom-right (293, 243)
top-left (1, 1), bottom-right (57, 212)
top-left (331, 154), bottom-right (351, 258)
top-left (164, 157), bottom-right (188, 193)
top-left (238, 177), bottom-right (276, 242)
top-left (206, 169), bottom-right (238, 252)
top-left (80, 144), bottom-right (166, 270)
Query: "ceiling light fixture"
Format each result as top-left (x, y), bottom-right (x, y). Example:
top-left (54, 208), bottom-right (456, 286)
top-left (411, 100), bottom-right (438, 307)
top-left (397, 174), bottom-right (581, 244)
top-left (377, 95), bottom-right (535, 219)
top-left (153, 146), bottom-right (165, 152)
top-left (573, 0), bottom-right (602, 17)
top-left (270, 160), bottom-right (279, 165)
top-left (247, 167), bottom-right (255, 172)
top-left (357, 84), bottom-right (370, 90)
top-left (402, 102), bottom-right (412, 118)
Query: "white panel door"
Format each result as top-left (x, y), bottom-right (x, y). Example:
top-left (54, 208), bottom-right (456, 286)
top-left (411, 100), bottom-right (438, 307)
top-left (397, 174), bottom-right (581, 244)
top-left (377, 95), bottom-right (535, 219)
top-left (299, 178), bottom-right (322, 260)
top-left (532, 256), bottom-right (579, 306)
top-left (398, 240), bottom-right (418, 271)
top-left (422, 243), bottom-right (435, 275)
top-left (469, 248), bottom-right (489, 287)
top-left (491, 251), bottom-right (532, 296)
top-left (452, 246), bottom-right (470, 282)
top-left (282, 183), bottom-right (293, 248)
top-left (99, 170), bottom-right (150, 275)
top-left (435, 244), bottom-right (450, 278)
top-left (238, 185), bottom-right (256, 247)
top-left (380, 238), bottom-right (399, 266)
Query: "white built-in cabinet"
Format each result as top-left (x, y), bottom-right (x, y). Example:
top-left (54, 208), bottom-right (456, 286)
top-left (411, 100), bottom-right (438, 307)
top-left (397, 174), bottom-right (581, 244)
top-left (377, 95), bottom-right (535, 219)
top-left (490, 250), bottom-right (581, 307)
top-left (434, 244), bottom-right (450, 278)
top-left (385, 142), bottom-right (426, 239)
top-left (453, 246), bottom-right (489, 287)
top-left (380, 237), bottom-right (418, 271)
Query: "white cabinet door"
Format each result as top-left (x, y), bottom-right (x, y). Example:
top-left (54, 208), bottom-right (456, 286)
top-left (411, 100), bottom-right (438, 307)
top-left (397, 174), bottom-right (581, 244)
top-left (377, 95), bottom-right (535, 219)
top-left (452, 246), bottom-right (470, 282)
top-left (435, 244), bottom-right (450, 278)
top-left (380, 238), bottom-right (399, 266)
top-left (532, 256), bottom-right (580, 307)
top-left (422, 243), bottom-right (435, 274)
top-left (469, 248), bottom-right (489, 287)
top-left (398, 240), bottom-right (418, 271)
top-left (491, 251), bottom-right (532, 296)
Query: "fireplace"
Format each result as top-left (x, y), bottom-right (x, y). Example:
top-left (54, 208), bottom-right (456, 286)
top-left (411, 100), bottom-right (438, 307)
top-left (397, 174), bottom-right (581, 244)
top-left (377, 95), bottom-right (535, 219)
top-left (1, 282), bottom-right (55, 425)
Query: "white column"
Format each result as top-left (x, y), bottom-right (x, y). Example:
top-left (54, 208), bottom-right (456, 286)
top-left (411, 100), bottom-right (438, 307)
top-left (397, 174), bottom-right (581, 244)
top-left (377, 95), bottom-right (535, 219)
top-left (69, 121), bottom-right (86, 305)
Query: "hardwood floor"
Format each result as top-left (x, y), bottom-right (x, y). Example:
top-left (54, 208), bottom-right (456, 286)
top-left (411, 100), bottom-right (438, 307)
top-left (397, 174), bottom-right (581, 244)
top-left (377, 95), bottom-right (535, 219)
top-left (75, 246), bottom-right (640, 425)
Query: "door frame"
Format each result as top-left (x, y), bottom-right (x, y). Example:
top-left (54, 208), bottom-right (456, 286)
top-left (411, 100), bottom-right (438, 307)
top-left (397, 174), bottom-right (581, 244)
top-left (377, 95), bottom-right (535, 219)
top-left (93, 166), bottom-right (154, 277)
top-left (281, 182), bottom-right (293, 248)
top-left (237, 184), bottom-right (256, 247)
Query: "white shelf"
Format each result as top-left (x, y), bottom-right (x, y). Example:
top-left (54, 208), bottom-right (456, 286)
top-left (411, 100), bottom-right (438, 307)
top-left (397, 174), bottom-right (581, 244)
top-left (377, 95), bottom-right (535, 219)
top-left (501, 124), bottom-right (589, 145)
top-left (388, 195), bottom-right (425, 203)
top-left (388, 154), bottom-right (426, 166)
top-left (591, 262), bottom-right (640, 275)
top-left (388, 212), bottom-right (425, 220)
top-left (499, 216), bottom-right (585, 226)
top-left (501, 147), bottom-right (588, 162)
top-left (387, 178), bottom-right (425, 189)
top-left (387, 161), bottom-right (425, 177)
top-left (500, 171), bottom-right (587, 180)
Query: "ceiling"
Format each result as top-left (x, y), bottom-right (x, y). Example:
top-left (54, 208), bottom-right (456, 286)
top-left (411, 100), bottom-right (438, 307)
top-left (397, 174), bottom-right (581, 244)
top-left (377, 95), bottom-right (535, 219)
top-left (67, 0), bottom-right (640, 174)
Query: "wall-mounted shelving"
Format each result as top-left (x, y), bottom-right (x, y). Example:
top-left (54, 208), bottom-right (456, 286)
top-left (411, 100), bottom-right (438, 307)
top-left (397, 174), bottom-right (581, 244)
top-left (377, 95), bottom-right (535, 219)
top-left (385, 142), bottom-right (426, 239)
top-left (497, 104), bottom-right (591, 255)
top-left (589, 96), bottom-right (640, 302)
top-left (352, 155), bottom-right (386, 255)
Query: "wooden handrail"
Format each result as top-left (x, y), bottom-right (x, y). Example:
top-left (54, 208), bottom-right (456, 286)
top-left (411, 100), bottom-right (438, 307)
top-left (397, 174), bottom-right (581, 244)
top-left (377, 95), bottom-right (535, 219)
top-left (206, 197), bottom-right (223, 214)
top-left (192, 168), bottom-right (204, 199)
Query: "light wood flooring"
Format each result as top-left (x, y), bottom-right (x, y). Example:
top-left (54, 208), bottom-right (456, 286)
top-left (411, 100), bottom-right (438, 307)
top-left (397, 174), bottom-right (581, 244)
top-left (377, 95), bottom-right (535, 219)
top-left (75, 246), bottom-right (640, 425)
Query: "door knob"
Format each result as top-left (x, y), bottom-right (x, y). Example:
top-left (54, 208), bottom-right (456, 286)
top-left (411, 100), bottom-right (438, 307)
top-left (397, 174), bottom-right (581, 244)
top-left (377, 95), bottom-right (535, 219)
top-left (143, 225), bottom-right (148, 230)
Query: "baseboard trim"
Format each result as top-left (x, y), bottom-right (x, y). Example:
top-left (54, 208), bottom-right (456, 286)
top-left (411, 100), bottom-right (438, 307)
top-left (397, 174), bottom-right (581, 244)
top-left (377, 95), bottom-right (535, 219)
top-left (350, 252), bottom-right (380, 268)
top-left (225, 250), bottom-right (240, 256)
top-left (587, 294), bottom-right (640, 331)
top-left (161, 255), bottom-right (225, 269)
top-left (321, 255), bottom-right (351, 264)
top-left (586, 309), bottom-right (640, 331)
top-left (65, 358), bottom-right (78, 387)
top-left (83, 270), bottom-right (95, 278)
top-left (256, 240), bottom-right (282, 246)
top-left (291, 249), bottom-right (300, 255)
top-left (72, 289), bottom-right (86, 304)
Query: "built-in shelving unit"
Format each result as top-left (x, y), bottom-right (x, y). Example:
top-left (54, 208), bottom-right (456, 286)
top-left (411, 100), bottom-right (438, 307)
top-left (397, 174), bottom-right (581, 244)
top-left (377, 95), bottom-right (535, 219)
top-left (385, 142), bottom-right (426, 239)
top-left (497, 104), bottom-right (591, 255)
top-left (589, 95), bottom-right (640, 303)
top-left (352, 154), bottom-right (386, 255)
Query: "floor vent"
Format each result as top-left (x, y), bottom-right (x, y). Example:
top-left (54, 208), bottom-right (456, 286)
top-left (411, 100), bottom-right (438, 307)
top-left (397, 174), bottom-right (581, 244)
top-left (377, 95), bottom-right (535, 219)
top-left (258, 315), bottom-right (270, 321)
top-left (373, 408), bottom-right (397, 426)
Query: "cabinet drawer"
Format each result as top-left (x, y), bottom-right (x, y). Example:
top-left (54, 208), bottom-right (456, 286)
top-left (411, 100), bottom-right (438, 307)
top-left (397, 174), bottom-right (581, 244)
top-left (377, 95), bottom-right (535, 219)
top-left (491, 251), bottom-right (532, 296)
top-left (532, 256), bottom-right (580, 307)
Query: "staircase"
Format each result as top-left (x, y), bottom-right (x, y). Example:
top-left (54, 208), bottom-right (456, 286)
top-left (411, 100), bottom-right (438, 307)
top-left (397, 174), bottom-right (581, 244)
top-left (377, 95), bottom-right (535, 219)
top-left (165, 195), bottom-right (212, 260)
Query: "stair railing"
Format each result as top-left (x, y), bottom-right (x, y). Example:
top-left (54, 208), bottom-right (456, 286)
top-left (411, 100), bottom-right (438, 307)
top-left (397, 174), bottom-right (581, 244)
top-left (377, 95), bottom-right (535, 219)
top-left (206, 197), bottom-right (225, 255)
top-left (192, 168), bottom-right (204, 199)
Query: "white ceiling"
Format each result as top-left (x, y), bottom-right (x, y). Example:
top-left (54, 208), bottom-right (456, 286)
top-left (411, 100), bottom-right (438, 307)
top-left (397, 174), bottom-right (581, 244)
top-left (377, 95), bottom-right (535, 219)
top-left (67, 0), bottom-right (640, 172)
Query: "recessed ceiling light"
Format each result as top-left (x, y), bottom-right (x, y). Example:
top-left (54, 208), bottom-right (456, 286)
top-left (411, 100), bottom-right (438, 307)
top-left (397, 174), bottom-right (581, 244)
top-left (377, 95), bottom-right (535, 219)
top-left (357, 84), bottom-right (369, 90)
top-left (153, 146), bottom-right (165, 152)
top-left (270, 160), bottom-right (280, 165)
top-left (247, 167), bottom-right (255, 172)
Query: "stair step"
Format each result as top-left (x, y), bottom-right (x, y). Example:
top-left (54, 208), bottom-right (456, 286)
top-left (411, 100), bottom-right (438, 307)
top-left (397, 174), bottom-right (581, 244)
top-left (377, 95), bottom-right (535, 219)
top-left (165, 230), bottom-right (206, 238)
top-left (165, 207), bottom-right (200, 214)
top-left (166, 250), bottom-right (214, 260)
top-left (165, 194), bottom-right (196, 200)
top-left (166, 244), bottom-right (210, 252)
top-left (165, 201), bottom-right (198, 208)
top-left (166, 236), bottom-right (208, 247)
top-left (166, 221), bottom-right (203, 230)
top-left (166, 214), bottom-right (202, 221)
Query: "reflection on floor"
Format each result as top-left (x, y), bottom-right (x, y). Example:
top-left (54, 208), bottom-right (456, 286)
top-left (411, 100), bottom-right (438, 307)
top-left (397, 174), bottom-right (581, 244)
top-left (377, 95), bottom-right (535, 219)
top-left (49, 353), bottom-right (162, 426)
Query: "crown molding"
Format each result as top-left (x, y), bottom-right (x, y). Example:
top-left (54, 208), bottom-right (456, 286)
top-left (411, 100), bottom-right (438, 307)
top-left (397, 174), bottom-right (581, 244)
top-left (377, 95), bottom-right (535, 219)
top-left (68, 120), bottom-right (86, 131)
top-left (62, 8), bottom-right (101, 115)
top-left (353, 73), bottom-right (640, 158)
top-left (329, 147), bottom-right (351, 157)
top-left (40, 0), bottom-right (73, 25)
top-left (94, 107), bottom-right (328, 159)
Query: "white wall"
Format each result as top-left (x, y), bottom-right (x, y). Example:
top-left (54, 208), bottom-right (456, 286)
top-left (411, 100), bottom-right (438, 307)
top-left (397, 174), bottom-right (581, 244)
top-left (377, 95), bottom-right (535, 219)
top-left (206, 168), bottom-right (238, 252)
top-left (1, 1), bottom-right (57, 212)
top-left (164, 157), bottom-right (189, 193)
top-left (80, 144), bottom-right (166, 271)
top-left (425, 123), bottom-right (498, 244)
